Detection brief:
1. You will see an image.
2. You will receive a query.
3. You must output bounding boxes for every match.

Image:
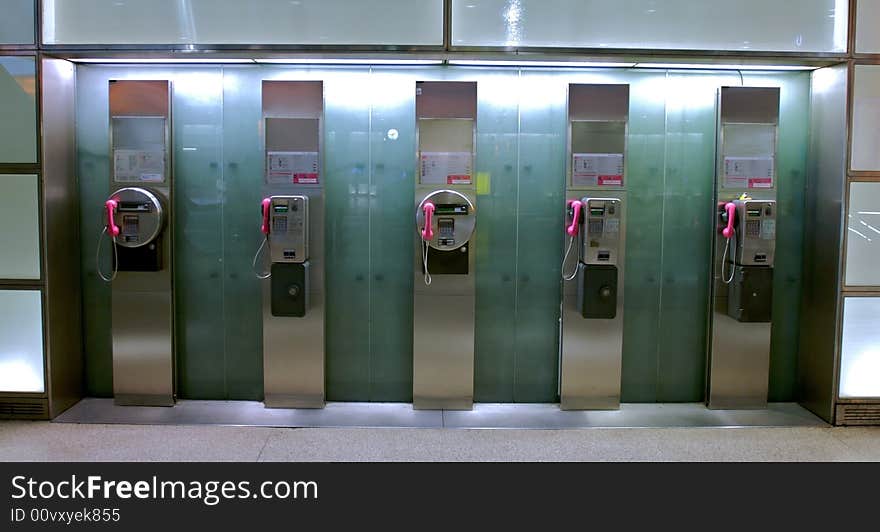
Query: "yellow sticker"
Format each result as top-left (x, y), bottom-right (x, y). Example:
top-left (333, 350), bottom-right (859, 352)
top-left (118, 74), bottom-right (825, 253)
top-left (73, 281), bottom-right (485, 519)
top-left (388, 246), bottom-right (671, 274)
top-left (476, 171), bottom-right (491, 196)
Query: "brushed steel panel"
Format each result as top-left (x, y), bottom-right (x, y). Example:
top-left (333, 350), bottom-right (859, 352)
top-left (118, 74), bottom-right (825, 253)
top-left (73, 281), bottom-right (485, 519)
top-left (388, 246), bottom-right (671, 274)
top-left (413, 188), bottom-right (476, 410)
top-left (708, 311), bottom-right (771, 408)
top-left (560, 292), bottom-right (623, 409)
top-left (799, 65), bottom-right (848, 424)
top-left (41, 58), bottom-right (84, 418)
top-left (263, 289), bottom-right (325, 408)
top-left (413, 292), bottom-right (475, 410)
top-left (262, 190), bottom-right (325, 408)
top-left (560, 192), bottom-right (626, 410)
top-left (111, 287), bottom-right (174, 405)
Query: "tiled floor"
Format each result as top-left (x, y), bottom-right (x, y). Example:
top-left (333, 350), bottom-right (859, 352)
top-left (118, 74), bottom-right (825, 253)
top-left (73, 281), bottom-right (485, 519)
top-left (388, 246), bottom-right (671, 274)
top-left (1, 421), bottom-right (878, 462)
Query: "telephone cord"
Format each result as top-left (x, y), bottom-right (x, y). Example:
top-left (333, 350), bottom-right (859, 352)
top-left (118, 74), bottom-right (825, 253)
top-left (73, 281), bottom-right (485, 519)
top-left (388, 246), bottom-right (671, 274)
top-left (721, 229), bottom-right (736, 285)
top-left (422, 240), bottom-right (432, 286)
top-left (96, 226), bottom-right (118, 283)
top-left (561, 234), bottom-right (578, 281)
top-left (252, 236), bottom-right (272, 279)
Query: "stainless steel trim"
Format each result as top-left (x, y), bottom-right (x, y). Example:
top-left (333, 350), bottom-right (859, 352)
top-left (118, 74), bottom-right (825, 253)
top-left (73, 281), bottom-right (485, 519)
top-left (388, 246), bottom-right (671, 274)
top-left (41, 57), bottom-right (82, 418)
top-left (799, 65), bottom-right (848, 423)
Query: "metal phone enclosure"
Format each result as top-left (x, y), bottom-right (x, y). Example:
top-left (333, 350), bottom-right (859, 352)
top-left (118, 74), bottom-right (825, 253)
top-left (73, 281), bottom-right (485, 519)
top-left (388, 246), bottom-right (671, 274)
top-left (107, 79), bottom-right (175, 407)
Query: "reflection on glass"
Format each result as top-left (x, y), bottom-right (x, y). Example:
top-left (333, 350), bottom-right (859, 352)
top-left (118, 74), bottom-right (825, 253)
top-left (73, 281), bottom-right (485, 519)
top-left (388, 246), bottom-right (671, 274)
top-left (840, 297), bottom-right (880, 399)
top-left (0, 57), bottom-right (37, 163)
top-left (0, 290), bottom-right (44, 393)
top-left (0, 175), bottom-right (40, 280)
top-left (452, 0), bottom-right (847, 52)
top-left (0, 0), bottom-right (34, 44)
top-left (851, 66), bottom-right (880, 171)
top-left (856, 0), bottom-right (880, 53)
top-left (846, 183), bottom-right (880, 286)
top-left (43, 0), bottom-right (442, 45)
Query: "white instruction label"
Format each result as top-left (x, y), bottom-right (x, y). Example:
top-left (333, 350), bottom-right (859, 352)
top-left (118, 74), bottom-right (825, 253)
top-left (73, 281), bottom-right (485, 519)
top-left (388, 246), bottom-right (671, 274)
top-left (267, 151), bottom-right (320, 184)
top-left (420, 151), bottom-right (472, 185)
top-left (573, 153), bottom-right (624, 187)
top-left (114, 149), bottom-right (165, 183)
top-left (723, 157), bottom-right (774, 189)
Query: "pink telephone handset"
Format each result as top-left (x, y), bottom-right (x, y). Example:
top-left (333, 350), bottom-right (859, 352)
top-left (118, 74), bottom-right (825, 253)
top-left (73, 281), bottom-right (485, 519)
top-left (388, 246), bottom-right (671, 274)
top-left (566, 199), bottom-right (582, 236)
top-left (261, 197), bottom-right (272, 236)
top-left (105, 199), bottom-right (120, 237)
top-left (722, 202), bottom-right (736, 239)
top-left (421, 202), bottom-right (435, 241)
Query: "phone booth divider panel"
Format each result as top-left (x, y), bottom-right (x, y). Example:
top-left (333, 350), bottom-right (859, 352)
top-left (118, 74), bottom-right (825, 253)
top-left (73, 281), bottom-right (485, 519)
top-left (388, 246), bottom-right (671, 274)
top-left (258, 80), bottom-right (325, 409)
top-left (560, 83), bottom-right (629, 410)
top-left (103, 80), bottom-right (175, 407)
top-left (708, 86), bottom-right (780, 409)
top-left (413, 81), bottom-right (478, 410)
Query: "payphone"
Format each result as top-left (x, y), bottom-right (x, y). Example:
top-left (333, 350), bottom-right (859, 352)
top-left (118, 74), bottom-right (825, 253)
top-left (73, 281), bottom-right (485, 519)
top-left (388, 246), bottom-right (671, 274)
top-left (256, 195), bottom-right (310, 317)
top-left (257, 80), bottom-right (325, 408)
top-left (96, 80), bottom-right (174, 407)
top-left (559, 84), bottom-right (628, 410)
top-left (708, 86), bottom-right (780, 409)
top-left (413, 81), bottom-right (478, 410)
top-left (719, 198), bottom-right (776, 323)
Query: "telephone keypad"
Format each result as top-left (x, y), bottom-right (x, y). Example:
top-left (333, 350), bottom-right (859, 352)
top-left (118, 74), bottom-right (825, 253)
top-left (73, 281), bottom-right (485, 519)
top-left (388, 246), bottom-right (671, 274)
top-left (272, 215), bottom-right (288, 234)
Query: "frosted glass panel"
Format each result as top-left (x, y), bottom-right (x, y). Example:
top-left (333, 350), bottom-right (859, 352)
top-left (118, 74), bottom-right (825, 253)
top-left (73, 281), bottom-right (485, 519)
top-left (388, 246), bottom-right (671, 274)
top-left (840, 297), bottom-right (880, 398)
top-left (856, 0), bottom-right (880, 53)
top-left (44, 0), bottom-right (442, 45)
top-left (851, 66), bottom-right (880, 171)
top-left (846, 183), bottom-right (880, 286)
top-left (0, 0), bottom-right (34, 44)
top-left (0, 290), bottom-right (44, 393)
top-left (452, 0), bottom-right (847, 52)
top-left (0, 57), bottom-right (37, 163)
top-left (0, 174), bottom-right (40, 279)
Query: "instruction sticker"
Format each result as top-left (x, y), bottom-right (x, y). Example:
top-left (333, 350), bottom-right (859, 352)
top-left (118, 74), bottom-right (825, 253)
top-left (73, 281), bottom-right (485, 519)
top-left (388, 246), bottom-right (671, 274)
top-left (267, 151), bottom-right (320, 185)
top-left (113, 149), bottom-right (165, 183)
top-left (420, 151), bottom-right (472, 185)
top-left (723, 157), bottom-right (775, 189)
top-left (573, 153), bottom-right (624, 187)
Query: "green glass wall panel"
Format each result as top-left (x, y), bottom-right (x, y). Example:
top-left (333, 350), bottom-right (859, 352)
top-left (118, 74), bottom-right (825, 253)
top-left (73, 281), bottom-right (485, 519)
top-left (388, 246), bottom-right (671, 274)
top-left (514, 70), bottom-right (566, 402)
top-left (0, 57), bottom-right (36, 164)
top-left (368, 68), bottom-right (417, 401)
top-left (614, 71), bottom-right (668, 402)
top-left (323, 68), bottom-right (373, 400)
top-left (657, 71), bottom-right (725, 401)
top-left (170, 69), bottom-right (226, 398)
top-left (221, 66), bottom-right (265, 400)
top-left (473, 70), bottom-right (520, 402)
top-left (77, 65), bottom-right (113, 396)
top-left (762, 72), bottom-right (810, 401)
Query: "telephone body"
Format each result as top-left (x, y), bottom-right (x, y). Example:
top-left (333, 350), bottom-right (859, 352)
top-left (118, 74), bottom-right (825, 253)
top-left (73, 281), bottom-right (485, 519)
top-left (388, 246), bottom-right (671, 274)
top-left (575, 197), bottom-right (622, 320)
top-left (721, 198), bottom-right (776, 322)
top-left (261, 195), bottom-right (310, 318)
top-left (416, 189), bottom-right (476, 277)
top-left (104, 187), bottom-right (166, 273)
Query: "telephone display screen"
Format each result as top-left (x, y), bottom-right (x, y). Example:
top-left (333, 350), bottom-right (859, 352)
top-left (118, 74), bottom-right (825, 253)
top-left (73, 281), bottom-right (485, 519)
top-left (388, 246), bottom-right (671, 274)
top-left (273, 205), bottom-right (288, 213)
top-left (590, 207), bottom-right (605, 216)
top-left (434, 203), bottom-right (468, 215)
top-left (747, 209), bottom-right (762, 217)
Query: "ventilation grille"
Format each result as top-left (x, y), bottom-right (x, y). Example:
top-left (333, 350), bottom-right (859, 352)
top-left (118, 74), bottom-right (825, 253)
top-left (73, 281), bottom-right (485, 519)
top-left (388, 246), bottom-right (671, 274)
top-left (0, 399), bottom-right (49, 420)
top-left (837, 404), bottom-right (880, 426)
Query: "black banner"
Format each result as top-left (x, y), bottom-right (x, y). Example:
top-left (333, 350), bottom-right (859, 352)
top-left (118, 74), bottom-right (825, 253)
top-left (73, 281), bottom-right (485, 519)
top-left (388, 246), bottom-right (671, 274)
top-left (0, 462), bottom-right (872, 530)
